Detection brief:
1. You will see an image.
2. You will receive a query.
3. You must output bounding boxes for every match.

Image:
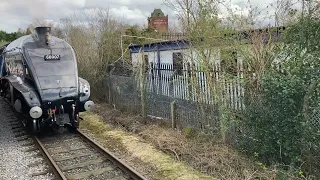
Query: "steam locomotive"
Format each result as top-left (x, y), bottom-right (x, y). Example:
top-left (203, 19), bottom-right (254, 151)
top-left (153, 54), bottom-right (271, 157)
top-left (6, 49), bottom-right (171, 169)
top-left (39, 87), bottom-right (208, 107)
top-left (0, 27), bottom-right (94, 133)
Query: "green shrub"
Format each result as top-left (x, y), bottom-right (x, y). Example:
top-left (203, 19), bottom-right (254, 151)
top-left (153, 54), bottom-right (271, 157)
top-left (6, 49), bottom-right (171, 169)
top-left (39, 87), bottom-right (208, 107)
top-left (238, 15), bottom-right (320, 177)
top-left (240, 72), bottom-right (305, 166)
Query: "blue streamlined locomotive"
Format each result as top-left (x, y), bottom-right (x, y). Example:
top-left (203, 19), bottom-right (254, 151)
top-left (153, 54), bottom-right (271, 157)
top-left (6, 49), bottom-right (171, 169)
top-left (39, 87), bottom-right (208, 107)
top-left (0, 27), bottom-right (94, 133)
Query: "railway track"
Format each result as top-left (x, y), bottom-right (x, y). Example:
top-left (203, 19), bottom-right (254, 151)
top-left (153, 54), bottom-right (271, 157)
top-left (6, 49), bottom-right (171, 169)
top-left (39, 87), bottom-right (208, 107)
top-left (33, 129), bottom-right (147, 180)
top-left (2, 97), bottom-right (147, 180)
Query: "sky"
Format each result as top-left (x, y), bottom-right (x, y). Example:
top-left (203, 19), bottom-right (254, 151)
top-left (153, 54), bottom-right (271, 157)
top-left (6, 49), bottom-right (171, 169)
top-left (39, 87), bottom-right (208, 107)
top-left (0, 0), bottom-right (296, 33)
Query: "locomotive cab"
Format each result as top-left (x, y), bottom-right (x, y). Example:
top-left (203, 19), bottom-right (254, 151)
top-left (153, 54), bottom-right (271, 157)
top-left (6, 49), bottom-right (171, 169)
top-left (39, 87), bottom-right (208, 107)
top-left (0, 27), bottom-right (94, 133)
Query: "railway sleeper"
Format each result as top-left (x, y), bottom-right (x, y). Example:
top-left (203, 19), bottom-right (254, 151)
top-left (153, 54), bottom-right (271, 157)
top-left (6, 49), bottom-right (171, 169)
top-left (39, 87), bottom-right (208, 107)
top-left (14, 132), bottom-right (27, 137)
top-left (12, 127), bottom-right (25, 133)
top-left (54, 153), bottom-right (93, 162)
top-left (11, 126), bottom-right (24, 130)
top-left (21, 142), bottom-right (34, 147)
top-left (66, 166), bottom-right (115, 180)
top-left (28, 160), bottom-right (46, 168)
top-left (24, 146), bottom-right (38, 152)
top-left (50, 147), bottom-right (88, 155)
top-left (60, 158), bottom-right (106, 171)
top-left (16, 135), bottom-right (30, 141)
top-left (9, 122), bottom-right (21, 127)
top-left (28, 151), bottom-right (42, 158)
top-left (43, 138), bottom-right (84, 149)
top-left (30, 169), bottom-right (52, 177)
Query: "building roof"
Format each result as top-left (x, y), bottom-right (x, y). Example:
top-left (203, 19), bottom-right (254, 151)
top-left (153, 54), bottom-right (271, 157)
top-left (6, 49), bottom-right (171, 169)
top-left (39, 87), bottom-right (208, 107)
top-left (129, 26), bottom-right (286, 53)
top-left (150, 9), bottom-right (167, 18)
top-left (129, 39), bottom-right (190, 53)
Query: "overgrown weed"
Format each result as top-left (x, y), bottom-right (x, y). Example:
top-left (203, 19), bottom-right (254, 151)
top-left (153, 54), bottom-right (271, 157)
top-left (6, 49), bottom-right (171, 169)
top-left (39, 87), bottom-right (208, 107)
top-left (91, 104), bottom-right (303, 179)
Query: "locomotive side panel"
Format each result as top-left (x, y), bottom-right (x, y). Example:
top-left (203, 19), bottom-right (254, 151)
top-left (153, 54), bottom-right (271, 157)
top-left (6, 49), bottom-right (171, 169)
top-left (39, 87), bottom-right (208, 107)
top-left (5, 50), bottom-right (24, 77)
top-left (0, 44), bottom-right (8, 78)
top-left (0, 54), bottom-right (4, 78)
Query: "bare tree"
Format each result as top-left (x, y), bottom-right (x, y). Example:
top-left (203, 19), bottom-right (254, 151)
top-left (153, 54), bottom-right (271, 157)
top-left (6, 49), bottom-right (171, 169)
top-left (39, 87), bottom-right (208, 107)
top-left (56, 8), bottom-right (129, 99)
top-left (164, 0), bottom-right (220, 34)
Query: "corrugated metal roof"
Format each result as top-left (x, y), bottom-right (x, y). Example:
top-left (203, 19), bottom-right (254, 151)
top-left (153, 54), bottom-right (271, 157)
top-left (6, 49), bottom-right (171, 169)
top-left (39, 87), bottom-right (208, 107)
top-left (128, 26), bottom-right (286, 53)
top-left (129, 39), bottom-right (190, 53)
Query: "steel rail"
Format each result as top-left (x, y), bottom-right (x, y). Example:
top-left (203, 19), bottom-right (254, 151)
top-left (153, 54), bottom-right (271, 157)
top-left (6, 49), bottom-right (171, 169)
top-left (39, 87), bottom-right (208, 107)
top-left (4, 97), bottom-right (147, 180)
top-left (2, 97), bottom-right (146, 179)
top-left (32, 136), bottom-right (67, 180)
top-left (32, 129), bottom-right (147, 180)
top-left (76, 129), bottom-right (148, 180)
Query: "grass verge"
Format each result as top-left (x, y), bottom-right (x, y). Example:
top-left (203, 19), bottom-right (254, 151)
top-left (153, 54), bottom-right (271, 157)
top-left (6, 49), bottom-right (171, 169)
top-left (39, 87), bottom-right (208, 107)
top-left (79, 111), bottom-right (216, 180)
top-left (80, 103), bottom-right (300, 179)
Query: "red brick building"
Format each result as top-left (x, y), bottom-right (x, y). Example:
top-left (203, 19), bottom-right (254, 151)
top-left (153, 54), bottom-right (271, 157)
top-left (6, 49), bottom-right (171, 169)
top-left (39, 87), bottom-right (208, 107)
top-left (148, 9), bottom-right (168, 33)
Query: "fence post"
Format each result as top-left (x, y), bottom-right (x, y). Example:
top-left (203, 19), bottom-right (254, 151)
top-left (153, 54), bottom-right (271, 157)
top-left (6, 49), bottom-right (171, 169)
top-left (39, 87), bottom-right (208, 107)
top-left (141, 84), bottom-right (147, 119)
top-left (108, 67), bottom-right (116, 105)
top-left (171, 100), bottom-right (177, 129)
top-left (108, 81), bottom-right (112, 105)
top-left (140, 54), bottom-right (147, 120)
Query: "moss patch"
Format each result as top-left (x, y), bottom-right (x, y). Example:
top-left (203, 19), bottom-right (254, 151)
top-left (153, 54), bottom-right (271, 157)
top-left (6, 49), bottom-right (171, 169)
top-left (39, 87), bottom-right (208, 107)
top-left (79, 112), bottom-right (216, 180)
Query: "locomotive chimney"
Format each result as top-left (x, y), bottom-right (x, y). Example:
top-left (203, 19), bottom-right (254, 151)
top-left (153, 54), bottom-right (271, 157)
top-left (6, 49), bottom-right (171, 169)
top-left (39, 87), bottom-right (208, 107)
top-left (34, 27), bottom-right (51, 45)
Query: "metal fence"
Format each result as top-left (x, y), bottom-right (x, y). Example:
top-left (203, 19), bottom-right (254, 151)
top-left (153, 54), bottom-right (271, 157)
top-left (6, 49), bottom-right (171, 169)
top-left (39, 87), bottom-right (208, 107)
top-left (107, 67), bottom-right (320, 176)
top-left (306, 107), bottom-right (320, 176)
top-left (309, 107), bottom-right (320, 132)
top-left (108, 72), bottom-right (221, 134)
top-left (107, 65), bottom-right (320, 137)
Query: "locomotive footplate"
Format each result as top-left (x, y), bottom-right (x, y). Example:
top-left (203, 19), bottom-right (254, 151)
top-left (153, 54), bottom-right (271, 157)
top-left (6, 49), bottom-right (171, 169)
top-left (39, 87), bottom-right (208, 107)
top-left (52, 113), bottom-right (72, 127)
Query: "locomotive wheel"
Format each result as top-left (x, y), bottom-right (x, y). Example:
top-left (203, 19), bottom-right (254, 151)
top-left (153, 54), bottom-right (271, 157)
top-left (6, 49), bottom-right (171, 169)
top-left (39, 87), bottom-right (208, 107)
top-left (9, 83), bottom-right (14, 105)
top-left (27, 119), bottom-right (40, 134)
top-left (68, 112), bottom-right (79, 133)
top-left (21, 116), bottom-right (27, 127)
top-left (2, 81), bottom-right (9, 98)
top-left (0, 81), bottom-right (4, 96)
top-left (51, 113), bottom-right (57, 129)
top-left (3, 81), bottom-right (14, 105)
top-left (74, 113), bottom-right (79, 128)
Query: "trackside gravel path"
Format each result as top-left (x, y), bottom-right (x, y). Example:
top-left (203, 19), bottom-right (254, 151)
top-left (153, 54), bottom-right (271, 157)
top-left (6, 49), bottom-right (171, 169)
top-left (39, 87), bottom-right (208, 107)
top-left (0, 100), bottom-right (54, 180)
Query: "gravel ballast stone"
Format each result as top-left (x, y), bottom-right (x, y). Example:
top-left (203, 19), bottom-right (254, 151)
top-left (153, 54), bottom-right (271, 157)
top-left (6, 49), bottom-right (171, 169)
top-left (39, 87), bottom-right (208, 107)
top-left (0, 100), bottom-right (53, 180)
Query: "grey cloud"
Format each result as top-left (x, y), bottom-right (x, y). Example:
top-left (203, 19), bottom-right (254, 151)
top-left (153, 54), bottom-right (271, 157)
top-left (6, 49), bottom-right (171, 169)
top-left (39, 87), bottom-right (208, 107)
top-left (0, 0), bottom-right (281, 33)
top-left (83, 0), bottom-right (175, 23)
top-left (84, 0), bottom-right (165, 11)
top-left (0, 0), bottom-right (86, 32)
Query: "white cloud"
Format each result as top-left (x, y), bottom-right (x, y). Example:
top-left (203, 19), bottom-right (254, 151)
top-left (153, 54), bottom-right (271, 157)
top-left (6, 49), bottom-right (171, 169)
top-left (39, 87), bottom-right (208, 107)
top-left (0, 0), bottom-right (174, 32)
top-left (0, 0), bottom-right (293, 33)
top-left (110, 6), bottom-right (147, 20)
